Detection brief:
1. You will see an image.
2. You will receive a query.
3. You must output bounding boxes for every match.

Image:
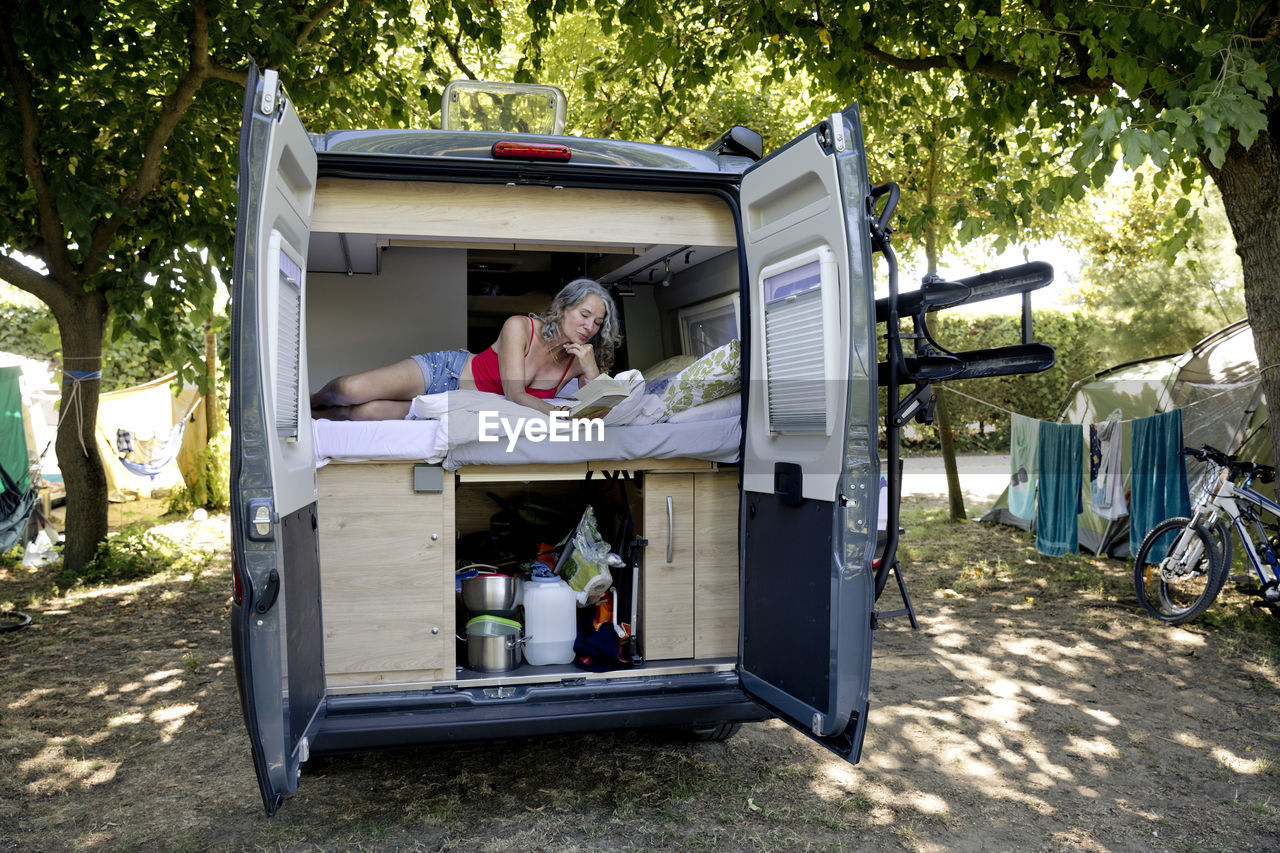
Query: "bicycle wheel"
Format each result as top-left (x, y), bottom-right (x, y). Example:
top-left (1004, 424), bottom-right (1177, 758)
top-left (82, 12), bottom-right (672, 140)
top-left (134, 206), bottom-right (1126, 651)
top-left (1133, 517), bottom-right (1225, 624)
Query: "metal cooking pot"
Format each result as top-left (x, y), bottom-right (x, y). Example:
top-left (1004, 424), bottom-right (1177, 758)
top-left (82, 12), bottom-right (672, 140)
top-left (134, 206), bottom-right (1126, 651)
top-left (462, 616), bottom-right (527, 672)
top-left (459, 572), bottom-right (521, 618)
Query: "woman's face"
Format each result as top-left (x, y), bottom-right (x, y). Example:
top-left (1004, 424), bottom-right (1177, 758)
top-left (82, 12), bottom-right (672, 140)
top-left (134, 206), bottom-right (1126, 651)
top-left (565, 294), bottom-right (607, 343)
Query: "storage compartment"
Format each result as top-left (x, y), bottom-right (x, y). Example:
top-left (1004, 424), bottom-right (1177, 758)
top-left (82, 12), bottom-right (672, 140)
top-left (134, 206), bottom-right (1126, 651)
top-left (316, 460), bottom-right (740, 692)
top-left (316, 463), bottom-right (455, 688)
top-left (640, 469), bottom-right (740, 660)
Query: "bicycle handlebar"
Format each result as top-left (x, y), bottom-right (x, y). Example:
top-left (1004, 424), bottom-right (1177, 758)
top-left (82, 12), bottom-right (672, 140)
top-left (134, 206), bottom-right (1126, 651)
top-left (1184, 444), bottom-right (1276, 483)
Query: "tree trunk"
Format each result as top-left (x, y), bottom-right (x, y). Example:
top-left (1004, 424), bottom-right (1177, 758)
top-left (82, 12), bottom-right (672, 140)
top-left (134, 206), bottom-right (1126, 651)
top-left (204, 315), bottom-right (221, 439)
top-left (54, 292), bottom-right (110, 574)
top-left (921, 115), bottom-right (967, 521)
top-left (1206, 119), bottom-right (1280, 480)
top-left (935, 390), bottom-right (967, 520)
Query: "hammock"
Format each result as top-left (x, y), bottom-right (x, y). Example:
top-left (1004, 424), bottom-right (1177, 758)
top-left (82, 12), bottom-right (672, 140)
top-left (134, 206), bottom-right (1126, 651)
top-left (115, 396), bottom-right (200, 479)
top-left (118, 421), bottom-right (186, 478)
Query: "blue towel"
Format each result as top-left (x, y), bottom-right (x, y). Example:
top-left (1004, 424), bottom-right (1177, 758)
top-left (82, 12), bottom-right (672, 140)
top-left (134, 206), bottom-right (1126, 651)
top-left (1036, 421), bottom-right (1083, 557)
top-left (1129, 410), bottom-right (1191, 556)
top-left (1008, 414), bottom-right (1040, 520)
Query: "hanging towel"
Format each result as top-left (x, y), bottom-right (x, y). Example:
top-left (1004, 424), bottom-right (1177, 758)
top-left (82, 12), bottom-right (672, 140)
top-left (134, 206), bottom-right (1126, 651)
top-left (1129, 409), bottom-right (1191, 556)
top-left (1090, 411), bottom-right (1127, 520)
top-left (1009, 413), bottom-right (1040, 520)
top-left (1036, 421), bottom-right (1083, 557)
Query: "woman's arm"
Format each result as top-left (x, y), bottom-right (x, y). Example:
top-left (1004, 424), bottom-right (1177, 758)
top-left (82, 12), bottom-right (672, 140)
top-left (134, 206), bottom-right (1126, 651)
top-left (563, 341), bottom-right (601, 383)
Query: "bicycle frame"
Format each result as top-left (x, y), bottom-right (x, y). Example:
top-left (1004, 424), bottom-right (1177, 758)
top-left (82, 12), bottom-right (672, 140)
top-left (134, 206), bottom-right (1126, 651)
top-left (1195, 466), bottom-right (1280, 596)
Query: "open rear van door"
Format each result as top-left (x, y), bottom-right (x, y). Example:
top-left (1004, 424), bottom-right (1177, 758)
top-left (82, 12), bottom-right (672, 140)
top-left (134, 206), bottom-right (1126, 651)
top-left (230, 66), bottom-right (324, 816)
top-left (738, 107), bottom-right (879, 761)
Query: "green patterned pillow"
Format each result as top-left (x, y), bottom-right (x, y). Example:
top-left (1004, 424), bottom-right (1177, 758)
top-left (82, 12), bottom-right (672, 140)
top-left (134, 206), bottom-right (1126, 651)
top-left (659, 339), bottom-right (741, 418)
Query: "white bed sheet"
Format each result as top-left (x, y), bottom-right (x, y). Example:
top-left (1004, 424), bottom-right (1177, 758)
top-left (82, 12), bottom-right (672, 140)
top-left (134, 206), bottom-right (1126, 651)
top-left (442, 416), bottom-right (741, 470)
top-left (312, 418), bottom-right (444, 467)
top-left (311, 416), bottom-right (740, 470)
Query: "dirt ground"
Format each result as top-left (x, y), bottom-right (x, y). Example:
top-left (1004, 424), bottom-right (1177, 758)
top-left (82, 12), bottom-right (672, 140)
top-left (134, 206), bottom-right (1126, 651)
top-left (2, 494), bottom-right (1279, 852)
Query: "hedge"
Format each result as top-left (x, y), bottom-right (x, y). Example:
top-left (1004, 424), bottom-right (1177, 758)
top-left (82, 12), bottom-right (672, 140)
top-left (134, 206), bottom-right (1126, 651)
top-left (0, 304), bottom-right (183, 392)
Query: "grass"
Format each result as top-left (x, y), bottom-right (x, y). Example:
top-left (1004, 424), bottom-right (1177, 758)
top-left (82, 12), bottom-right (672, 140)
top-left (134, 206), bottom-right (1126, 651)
top-left (4, 497), bottom-right (1280, 851)
top-left (898, 499), bottom-right (1280, 664)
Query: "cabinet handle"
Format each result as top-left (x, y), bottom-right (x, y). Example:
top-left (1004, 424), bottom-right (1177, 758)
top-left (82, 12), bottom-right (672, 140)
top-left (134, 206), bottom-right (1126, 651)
top-left (666, 495), bottom-right (674, 563)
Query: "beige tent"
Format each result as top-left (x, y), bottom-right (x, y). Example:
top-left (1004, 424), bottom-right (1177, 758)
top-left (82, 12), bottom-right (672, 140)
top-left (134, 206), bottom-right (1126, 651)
top-left (982, 320), bottom-right (1267, 556)
top-left (94, 373), bottom-right (206, 502)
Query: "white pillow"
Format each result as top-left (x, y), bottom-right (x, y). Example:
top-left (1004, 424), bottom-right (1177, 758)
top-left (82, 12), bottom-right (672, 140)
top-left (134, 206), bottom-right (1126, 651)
top-left (642, 354), bottom-right (697, 395)
top-left (665, 392), bottom-right (741, 424)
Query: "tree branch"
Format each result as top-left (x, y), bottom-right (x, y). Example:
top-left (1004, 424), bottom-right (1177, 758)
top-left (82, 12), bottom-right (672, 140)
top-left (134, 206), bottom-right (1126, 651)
top-left (435, 23), bottom-right (478, 80)
top-left (296, 0), bottom-right (346, 48)
top-left (0, 253), bottom-right (72, 315)
top-left (862, 41), bottom-right (1113, 98)
top-left (207, 62), bottom-right (249, 85)
top-left (84, 0), bottom-right (215, 275)
top-left (0, 20), bottom-right (76, 282)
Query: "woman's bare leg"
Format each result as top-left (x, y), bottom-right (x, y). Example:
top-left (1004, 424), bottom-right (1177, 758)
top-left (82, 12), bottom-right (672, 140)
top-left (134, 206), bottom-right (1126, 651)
top-left (311, 359), bottom-right (425, 410)
top-left (313, 399), bottom-right (413, 421)
top-left (310, 359), bottom-right (427, 419)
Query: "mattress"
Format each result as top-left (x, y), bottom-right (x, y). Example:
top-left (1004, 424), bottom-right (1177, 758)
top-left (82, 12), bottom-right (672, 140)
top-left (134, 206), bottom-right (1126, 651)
top-left (311, 416), bottom-right (740, 470)
top-left (312, 418), bottom-right (445, 467)
top-left (442, 416), bottom-right (741, 470)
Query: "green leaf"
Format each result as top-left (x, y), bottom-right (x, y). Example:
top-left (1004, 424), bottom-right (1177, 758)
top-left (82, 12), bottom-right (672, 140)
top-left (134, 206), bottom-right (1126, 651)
top-left (1120, 129), bottom-right (1146, 168)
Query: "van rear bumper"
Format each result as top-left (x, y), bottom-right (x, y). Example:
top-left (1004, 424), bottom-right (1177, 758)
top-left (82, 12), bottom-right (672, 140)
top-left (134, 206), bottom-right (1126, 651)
top-left (311, 670), bottom-right (768, 754)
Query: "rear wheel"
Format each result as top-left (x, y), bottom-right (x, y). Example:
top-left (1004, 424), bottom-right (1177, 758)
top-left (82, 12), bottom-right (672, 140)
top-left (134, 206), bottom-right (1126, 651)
top-left (686, 721), bottom-right (741, 742)
top-left (1133, 517), bottom-right (1225, 625)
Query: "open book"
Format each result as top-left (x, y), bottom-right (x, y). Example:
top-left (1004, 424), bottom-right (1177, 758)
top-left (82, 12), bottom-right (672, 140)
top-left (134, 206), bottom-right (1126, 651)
top-left (567, 374), bottom-right (631, 418)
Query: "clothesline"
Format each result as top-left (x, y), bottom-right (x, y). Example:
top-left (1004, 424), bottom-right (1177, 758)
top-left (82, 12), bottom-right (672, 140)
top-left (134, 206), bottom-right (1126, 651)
top-left (941, 383), bottom-right (1248, 426)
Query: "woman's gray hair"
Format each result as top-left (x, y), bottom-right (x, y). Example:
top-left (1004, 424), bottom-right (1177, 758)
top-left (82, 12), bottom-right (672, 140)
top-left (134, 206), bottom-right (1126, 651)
top-left (536, 278), bottom-right (622, 373)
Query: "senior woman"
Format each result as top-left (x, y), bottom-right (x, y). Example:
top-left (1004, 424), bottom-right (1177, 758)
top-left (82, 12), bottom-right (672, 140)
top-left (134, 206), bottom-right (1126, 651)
top-left (310, 278), bottom-right (621, 420)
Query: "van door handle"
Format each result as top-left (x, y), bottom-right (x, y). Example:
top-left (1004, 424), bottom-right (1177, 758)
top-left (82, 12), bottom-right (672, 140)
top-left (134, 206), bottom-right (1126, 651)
top-left (666, 496), bottom-right (674, 563)
top-left (255, 568), bottom-right (280, 614)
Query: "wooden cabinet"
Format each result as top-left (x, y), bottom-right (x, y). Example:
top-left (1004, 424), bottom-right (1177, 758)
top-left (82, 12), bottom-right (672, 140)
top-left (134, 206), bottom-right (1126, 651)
top-left (312, 459), bottom-right (736, 687)
top-left (641, 470), bottom-right (739, 661)
top-left (316, 463), bottom-right (454, 689)
top-left (642, 473), bottom-right (695, 659)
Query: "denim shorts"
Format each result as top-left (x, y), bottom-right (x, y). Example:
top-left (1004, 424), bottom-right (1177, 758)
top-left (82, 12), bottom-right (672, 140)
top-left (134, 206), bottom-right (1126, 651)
top-left (411, 349), bottom-right (469, 395)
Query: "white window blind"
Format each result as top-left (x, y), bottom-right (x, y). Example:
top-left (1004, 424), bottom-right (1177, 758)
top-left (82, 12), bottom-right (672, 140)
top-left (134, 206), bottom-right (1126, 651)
top-left (275, 249), bottom-right (302, 437)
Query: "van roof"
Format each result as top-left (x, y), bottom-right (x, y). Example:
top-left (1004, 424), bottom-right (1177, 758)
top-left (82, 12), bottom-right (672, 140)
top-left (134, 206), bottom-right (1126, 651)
top-left (310, 129), bottom-right (753, 174)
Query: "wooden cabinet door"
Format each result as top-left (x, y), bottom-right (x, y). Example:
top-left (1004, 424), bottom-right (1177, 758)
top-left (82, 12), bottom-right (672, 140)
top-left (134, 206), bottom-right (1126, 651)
top-left (694, 470), bottom-right (740, 658)
top-left (641, 473), bottom-right (694, 660)
top-left (317, 464), bottom-right (454, 688)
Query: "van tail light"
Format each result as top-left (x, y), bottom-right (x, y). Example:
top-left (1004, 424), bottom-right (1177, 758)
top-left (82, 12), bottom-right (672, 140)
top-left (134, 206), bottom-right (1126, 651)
top-left (491, 141), bottom-right (571, 161)
top-left (233, 552), bottom-right (244, 605)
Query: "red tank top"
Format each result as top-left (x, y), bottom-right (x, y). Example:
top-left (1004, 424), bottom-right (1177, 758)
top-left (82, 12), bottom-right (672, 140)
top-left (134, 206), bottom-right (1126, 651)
top-left (471, 317), bottom-right (573, 399)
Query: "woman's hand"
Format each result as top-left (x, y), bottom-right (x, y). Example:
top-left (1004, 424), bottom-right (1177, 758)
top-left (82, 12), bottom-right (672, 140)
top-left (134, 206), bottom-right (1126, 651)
top-left (563, 341), bottom-right (600, 380)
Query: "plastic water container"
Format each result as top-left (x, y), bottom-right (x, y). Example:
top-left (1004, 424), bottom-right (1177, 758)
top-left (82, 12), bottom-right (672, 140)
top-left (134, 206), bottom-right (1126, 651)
top-left (522, 576), bottom-right (576, 665)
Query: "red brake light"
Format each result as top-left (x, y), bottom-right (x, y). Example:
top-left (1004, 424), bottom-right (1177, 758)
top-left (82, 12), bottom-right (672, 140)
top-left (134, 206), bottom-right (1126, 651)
top-left (232, 552), bottom-right (244, 605)
top-left (491, 141), bottom-right (571, 161)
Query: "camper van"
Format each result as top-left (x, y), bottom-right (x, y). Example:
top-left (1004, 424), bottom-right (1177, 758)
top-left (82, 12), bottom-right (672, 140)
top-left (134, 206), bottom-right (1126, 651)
top-left (231, 69), bottom-right (1055, 816)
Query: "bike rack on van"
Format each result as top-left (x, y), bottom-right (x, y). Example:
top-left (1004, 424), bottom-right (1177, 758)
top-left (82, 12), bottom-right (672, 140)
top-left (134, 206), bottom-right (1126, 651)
top-left (869, 182), bottom-right (1056, 617)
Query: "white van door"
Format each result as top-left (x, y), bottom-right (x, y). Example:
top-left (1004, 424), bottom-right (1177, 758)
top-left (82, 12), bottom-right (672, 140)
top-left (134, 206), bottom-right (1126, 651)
top-left (738, 107), bottom-right (879, 761)
top-left (229, 66), bottom-right (324, 815)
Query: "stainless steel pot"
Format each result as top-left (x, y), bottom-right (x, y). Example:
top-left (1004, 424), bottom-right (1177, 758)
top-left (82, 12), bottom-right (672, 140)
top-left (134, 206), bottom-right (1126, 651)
top-left (463, 616), bottom-right (526, 672)
top-left (459, 573), bottom-right (520, 618)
